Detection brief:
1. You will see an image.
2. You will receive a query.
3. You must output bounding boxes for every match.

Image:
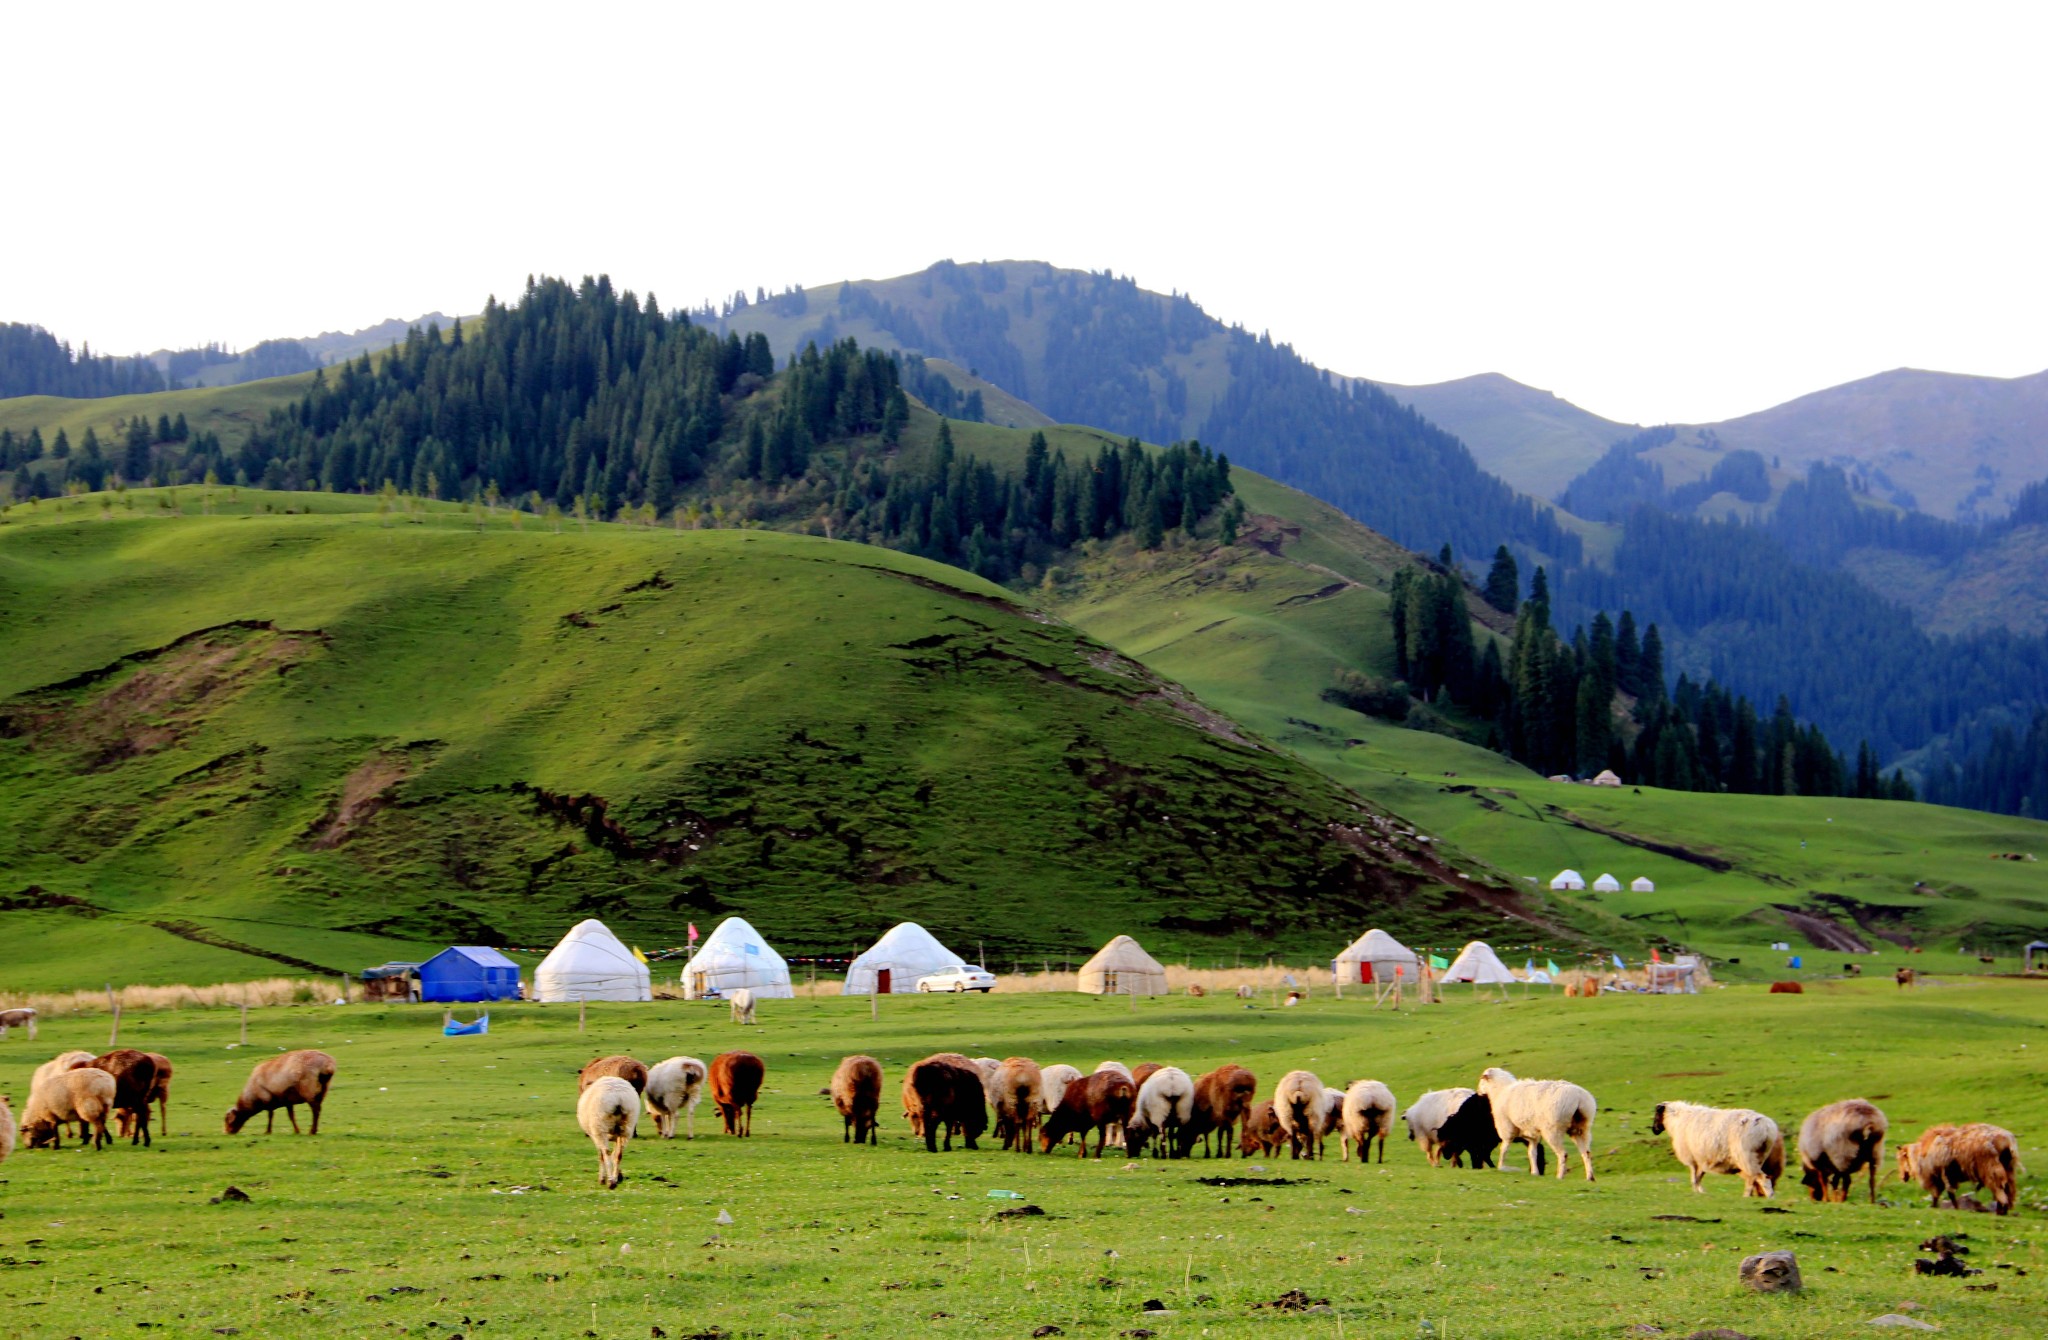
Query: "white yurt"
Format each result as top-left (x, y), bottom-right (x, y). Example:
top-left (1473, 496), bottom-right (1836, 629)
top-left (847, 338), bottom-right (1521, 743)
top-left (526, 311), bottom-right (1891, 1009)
top-left (678, 916), bottom-right (793, 1000)
top-left (1592, 873), bottom-right (1622, 893)
top-left (534, 918), bottom-right (651, 1002)
top-left (1550, 869), bottom-right (1586, 891)
top-left (1332, 927), bottom-right (1421, 985)
top-left (841, 922), bottom-right (967, 994)
top-left (1077, 935), bottom-right (1168, 995)
top-left (1441, 940), bottom-right (1518, 985)
top-left (1592, 769), bottom-right (1623, 787)
top-left (1631, 876), bottom-right (1656, 893)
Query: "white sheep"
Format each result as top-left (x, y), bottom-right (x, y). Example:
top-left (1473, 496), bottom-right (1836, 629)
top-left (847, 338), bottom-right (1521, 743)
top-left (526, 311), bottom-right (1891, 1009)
top-left (32, 1051), bottom-right (95, 1090)
top-left (1402, 1087), bottom-right (1475, 1167)
top-left (1652, 1100), bottom-right (1784, 1197)
top-left (643, 1056), bottom-right (708, 1139)
top-left (0, 1092), bottom-right (15, 1163)
top-left (972, 1057), bottom-right (1003, 1102)
top-left (577, 1075), bottom-right (639, 1188)
top-left (728, 988), bottom-right (757, 1024)
top-left (1037, 1064), bottom-right (1083, 1116)
top-left (1340, 1080), bottom-right (1397, 1163)
top-left (1316, 1086), bottom-right (1347, 1158)
top-left (1272, 1069), bottom-right (1325, 1160)
top-left (1234, 984), bottom-right (1257, 999)
top-left (1797, 1098), bottom-right (1888, 1203)
top-left (1476, 1066), bottom-right (1597, 1181)
top-left (0, 1007), bottom-right (37, 1041)
top-left (1127, 1066), bottom-right (1196, 1158)
top-left (23, 1067), bottom-right (116, 1149)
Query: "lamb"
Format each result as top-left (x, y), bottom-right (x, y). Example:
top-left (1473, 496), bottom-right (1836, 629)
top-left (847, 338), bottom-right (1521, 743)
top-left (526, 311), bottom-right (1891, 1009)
top-left (0, 1007), bottom-right (37, 1040)
top-left (579, 1055), bottom-right (649, 1093)
top-left (1125, 1066), bottom-right (1195, 1158)
top-left (1271, 1069), bottom-right (1325, 1160)
top-left (1652, 1100), bottom-right (1784, 1196)
top-left (1897, 1123), bottom-right (2021, 1215)
top-left (224, 1050), bottom-right (336, 1135)
top-left (989, 1057), bottom-right (1044, 1152)
top-left (1238, 1099), bottom-right (1287, 1156)
top-left (576, 1075), bottom-right (638, 1188)
top-left (1476, 1066), bottom-right (1596, 1180)
top-left (905, 1053), bottom-right (987, 1152)
top-left (643, 1056), bottom-right (708, 1139)
top-left (1180, 1064), bottom-right (1258, 1158)
top-left (832, 1055), bottom-right (884, 1145)
top-left (92, 1049), bottom-right (159, 1146)
top-left (24, 1067), bottom-right (116, 1149)
top-left (1340, 1080), bottom-right (1397, 1163)
top-left (1402, 1087), bottom-right (1475, 1167)
top-left (708, 1051), bottom-right (765, 1137)
top-left (729, 988), bottom-right (757, 1024)
top-left (1040, 1070), bottom-right (1135, 1159)
top-left (1796, 1098), bottom-right (1888, 1203)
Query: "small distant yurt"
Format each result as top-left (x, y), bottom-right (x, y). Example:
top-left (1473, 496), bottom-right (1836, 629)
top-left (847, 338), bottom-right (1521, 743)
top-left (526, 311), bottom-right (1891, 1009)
top-left (842, 922), bottom-right (965, 995)
top-left (1441, 940), bottom-right (1517, 985)
top-left (1332, 928), bottom-right (1421, 985)
top-left (1592, 873), bottom-right (1622, 893)
top-left (1592, 769), bottom-right (1623, 787)
top-left (678, 917), bottom-right (793, 1000)
top-left (535, 919), bottom-right (651, 1002)
top-left (418, 946), bottom-right (522, 1003)
top-left (1550, 869), bottom-right (1586, 891)
top-left (1631, 876), bottom-right (1656, 893)
top-left (1077, 935), bottom-right (1168, 996)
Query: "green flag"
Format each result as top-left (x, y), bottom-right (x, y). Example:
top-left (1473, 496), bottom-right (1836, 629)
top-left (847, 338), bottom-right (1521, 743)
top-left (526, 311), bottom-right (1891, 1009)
top-left (1546, 959), bottom-right (1561, 977)
top-left (1429, 953), bottom-right (1450, 970)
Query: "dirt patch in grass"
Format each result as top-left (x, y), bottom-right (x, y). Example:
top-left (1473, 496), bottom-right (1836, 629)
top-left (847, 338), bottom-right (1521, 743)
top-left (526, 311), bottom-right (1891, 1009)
top-left (1541, 805), bottom-right (1736, 873)
top-left (1773, 904), bottom-right (1872, 953)
top-left (307, 749), bottom-right (421, 849)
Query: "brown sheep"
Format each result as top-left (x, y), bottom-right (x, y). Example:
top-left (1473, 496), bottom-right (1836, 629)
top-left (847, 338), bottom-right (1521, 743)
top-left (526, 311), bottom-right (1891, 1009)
top-left (1769, 981), bottom-right (1804, 994)
top-left (144, 1053), bottom-right (172, 1139)
top-left (1797, 1098), bottom-right (1888, 1203)
top-left (1896, 967), bottom-right (1916, 988)
top-left (24, 1067), bottom-right (116, 1150)
top-left (1039, 1071), bottom-right (1134, 1159)
top-left (831, 1055), bottom-right (883, 1145)
top-left (1238, 1099), bottom-right (1287, 1156)
top-left (990, 1057), bottom-right (1045, 1152)
top-left (92, 1050), bottom-right (159, 1147)
top-left (708, 1050), bottom-right (765, 1137)
top-left (1180, 1064), bottom-right (1259, 1158)
top-left (578, 1055), bottom-right (649, 1093)
top-left (224, 1050), bottom-right (336, 1135)
top-left (1130, 1062), bottom-right (1163, 1089)
top-left (903, 1052), bottom-right (980, 1142)
top-left (1898, 1123), bottom-right (2021, 1215)
top-left (904, 1054), bottom-right (987, 1153)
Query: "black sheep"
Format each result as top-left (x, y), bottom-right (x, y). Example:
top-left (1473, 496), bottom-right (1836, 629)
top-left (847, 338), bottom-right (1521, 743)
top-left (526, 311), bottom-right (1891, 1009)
top-left (1436, 1093), bottom-right (1546, 1172)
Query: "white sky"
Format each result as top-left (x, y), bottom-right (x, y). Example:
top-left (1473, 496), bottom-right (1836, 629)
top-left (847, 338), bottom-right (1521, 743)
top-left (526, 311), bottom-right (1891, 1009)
top-left (6, 3), bottom-right (2044, 425)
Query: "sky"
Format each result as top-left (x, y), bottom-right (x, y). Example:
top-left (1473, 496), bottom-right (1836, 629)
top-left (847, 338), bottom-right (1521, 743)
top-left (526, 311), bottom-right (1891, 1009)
top-left (6, 3), bottom-right (2045, 426)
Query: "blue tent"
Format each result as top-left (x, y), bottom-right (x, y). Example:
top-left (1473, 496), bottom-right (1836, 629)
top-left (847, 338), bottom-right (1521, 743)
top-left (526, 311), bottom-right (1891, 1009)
top-left (418, 946), bottom-right (522, 1002)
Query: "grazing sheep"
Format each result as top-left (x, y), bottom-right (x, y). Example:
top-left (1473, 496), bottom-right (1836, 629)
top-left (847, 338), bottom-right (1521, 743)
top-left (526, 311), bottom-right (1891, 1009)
top-left (1272, 1070), bottom-right (1325, 1160)
top-left (577, 1075), bottom-right (638, 1188)
top-left (970, 1056), bottom-right (1003, 1107)
top-left (1284, 991), bottom-right (1302, 1007)
top-left (831, 1055), bottom-right (883, 1145)
top-left (1402, 1087), bottom-right (1476, 1167)
top-left (1235, 984), bottom-right (1257, 999)
top-left (1898, 1123), bottom-right (2021, 1215)
top-left (1769, 981), bottom-right (1804, 994)
top-left (224, 1050), bottom-right (336, 1135)
top-left (142, 1053), bottom-right (172, 1139)
top-left (1238, 1099), bottom-right (1287, 1156)
top-left (1186, 984), bottom-right (1206, 997)
top-left (1040, 1071), bottom-right (1136, 1159)
top-left (1476, 1067), bottom-right (1597, 1180)
top-left (1436, 1093), bottom-right (1503, 1169)
top-left (904, 1054), bottom-right (987, 1152)
top-left (579, 1055), bottom-right (649, 1093)
top-left (1797, 1099), bottom-right (1889, 1203)
top-left (728, 988), bottom-right (757, 1024)
top-left (708, 1051), bottom-right (765, 1137)
top-left (24, 1067), bottom-right (116, 1149)
top-left (1340, 1080), bottom-right (1397, 1163)
top-left (0, 1007), bottom-right (37, 1041)
top-left (1181, 1064), bottom-right (1259, 1158)
top-left (1126, 1066), bottom-right (1195, 1158)
top-left (1652, 1101), bottom-right (1785, 1196)
top-left (31, 1052), bottom-right (95, 1138)
top-left (643, 1056), bottom-right (708, 1139)
top-left (0, 1093), bottom-right (13, 1162)
top-left (1037, 1064), bottom-right (1083, 1115)
top-left (989, 1057), bottom-right (1044, 1152)
top-left (1094, 1062), bottom-right (1135, 1148)
top-left (92, 1050), bottom-right (159, 1147)
top-left (1896, 967), bottom-right (1916, 988)
top-left (1130, 1061), bottom-right (1163, 1088)
top-left (1314, 1086), bottom-right (1347, 1158)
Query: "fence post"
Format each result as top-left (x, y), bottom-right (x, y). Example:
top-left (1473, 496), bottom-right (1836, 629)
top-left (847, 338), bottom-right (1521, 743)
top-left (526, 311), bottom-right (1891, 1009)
top-left (579, 996), bottom-right (587, 1033)
top-left (106, 984), bottom-right (120, 1046)
top-left (240, 998), bottom-right (249, 1045)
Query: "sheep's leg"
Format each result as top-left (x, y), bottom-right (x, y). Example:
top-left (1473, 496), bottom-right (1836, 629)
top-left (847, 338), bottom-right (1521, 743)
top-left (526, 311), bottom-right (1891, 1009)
top-left (287, 1103), bottom-right (303, 1135)
top-left (159, 1096), bottom-right (168, 1138)
top-left (1575, 1134), bottom-right (1594, 1181)
top-left (265, 1109), bottom-right (275, 1135)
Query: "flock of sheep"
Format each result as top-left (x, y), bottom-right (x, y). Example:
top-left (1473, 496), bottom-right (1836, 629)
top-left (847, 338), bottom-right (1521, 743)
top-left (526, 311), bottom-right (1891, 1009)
top-left (564, 1047), bottom-right (2025, 1216)
top-left (0, 1046), bottom-right (336, 1159)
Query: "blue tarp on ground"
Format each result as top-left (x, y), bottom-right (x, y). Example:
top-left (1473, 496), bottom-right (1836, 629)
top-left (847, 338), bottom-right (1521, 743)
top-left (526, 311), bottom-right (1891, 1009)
top-left (419, 946), bottom-right (522, 1002)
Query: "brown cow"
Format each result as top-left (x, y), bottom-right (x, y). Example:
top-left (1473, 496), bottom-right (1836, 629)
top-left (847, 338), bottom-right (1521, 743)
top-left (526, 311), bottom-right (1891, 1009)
top-left (1039, 1071), bottom-right (1135, 1159)
top-left (708, 1051), bottom-right (765, 1137)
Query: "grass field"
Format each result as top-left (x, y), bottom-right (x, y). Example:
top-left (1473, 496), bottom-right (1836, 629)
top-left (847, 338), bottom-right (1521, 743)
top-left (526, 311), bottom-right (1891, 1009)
top-left (1, 981), bottom-right (2041, 1338)
top-left (0, 374), bottom-right (316, 462)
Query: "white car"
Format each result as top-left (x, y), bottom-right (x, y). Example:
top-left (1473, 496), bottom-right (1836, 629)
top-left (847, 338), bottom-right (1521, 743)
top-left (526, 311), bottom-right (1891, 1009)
top-left (916, 964), bottom-right (996, 993)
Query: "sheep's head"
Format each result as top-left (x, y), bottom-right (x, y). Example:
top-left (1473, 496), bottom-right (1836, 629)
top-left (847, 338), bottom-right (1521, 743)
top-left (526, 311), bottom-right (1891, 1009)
top-left (1896, 1145), bottom-right (1916, 1182)
top-left (1651, 1103), bottom-right (1668, 1135)
top-left (23, 1119), bottom-right (57, 1149)
top-left (224, 1106), bottom-right (250, 1135)
top-left (1476, 1067), bottom-right (1513, 1097)
top-left (1799, 1165), bottom-right (1826, 1201)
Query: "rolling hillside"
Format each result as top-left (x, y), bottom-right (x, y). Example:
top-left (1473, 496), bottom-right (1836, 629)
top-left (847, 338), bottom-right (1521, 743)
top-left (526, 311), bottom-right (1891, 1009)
top-left (1373, 371), bottom-right (1637, 502)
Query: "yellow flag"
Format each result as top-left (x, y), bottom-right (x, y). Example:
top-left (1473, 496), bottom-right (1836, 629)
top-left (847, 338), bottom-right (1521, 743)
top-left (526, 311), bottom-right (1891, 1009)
top-left (631, 945), bottom-right (649, 964)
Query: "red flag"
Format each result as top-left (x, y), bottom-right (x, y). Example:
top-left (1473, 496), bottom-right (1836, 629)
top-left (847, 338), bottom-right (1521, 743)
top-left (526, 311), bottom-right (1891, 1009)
top-left (688, 922), bottom-right (700, 941)
top-left (1650, 947), bottom-right (1660, 963)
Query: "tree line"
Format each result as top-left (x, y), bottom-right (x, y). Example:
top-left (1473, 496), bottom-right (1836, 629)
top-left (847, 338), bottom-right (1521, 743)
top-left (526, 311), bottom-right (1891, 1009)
top-left (1, 323), bottom-right (166, 399)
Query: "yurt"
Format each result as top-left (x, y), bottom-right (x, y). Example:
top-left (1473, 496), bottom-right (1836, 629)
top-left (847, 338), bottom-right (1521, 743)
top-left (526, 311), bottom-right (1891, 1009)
top-left (1332, 928), bottom-right (1421, 985)
top-left (1441, 940), bottom-right (1517, 985)
top-left (1550, 869), bottom-right (1586, 891)
top-left (1077, 935), bottom-right (1168, 996)
top-left (1631, 876), bottom-right (1656, 892)
top-left (1592, 769), bottom-right (1623, 787)
top-left (841, 922), bottom-right (967, 995)
top-left (1592, 873), bottom-right (1622, 893)
top-left (678, 916), bottom-right (793, 1000)
top-left (535, 919), bottom-right (651, 1002)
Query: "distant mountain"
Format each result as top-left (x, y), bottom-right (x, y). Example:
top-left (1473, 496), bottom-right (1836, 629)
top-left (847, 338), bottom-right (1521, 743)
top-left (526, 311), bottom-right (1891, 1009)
top-left (145, 313), bottom-right (460, 389)
top-left (1372, 372), bottom-right (1638, 502)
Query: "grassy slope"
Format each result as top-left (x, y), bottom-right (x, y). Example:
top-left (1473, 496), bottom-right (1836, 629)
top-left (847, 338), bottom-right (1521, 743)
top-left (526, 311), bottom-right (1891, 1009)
top-left (1374, 371), bottom-right (1638, 502)
top-left (0, 373), bottom-right (317, 459)
top-left (2, 982), bottom-right (2043, 1338)
top-left (920, 357), bottom-right (1057, 429)
top-left (0, 489), bottom-right (1533, 991)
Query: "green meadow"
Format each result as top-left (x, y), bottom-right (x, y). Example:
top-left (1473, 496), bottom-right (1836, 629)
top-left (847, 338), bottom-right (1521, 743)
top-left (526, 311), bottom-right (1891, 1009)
top-left (1, 981), bottom-right (2042, 1338)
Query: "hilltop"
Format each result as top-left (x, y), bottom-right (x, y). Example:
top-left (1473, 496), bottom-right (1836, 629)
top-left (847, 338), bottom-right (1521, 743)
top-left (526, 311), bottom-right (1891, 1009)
top-left (1372, 371), bottom-right (1638, 502)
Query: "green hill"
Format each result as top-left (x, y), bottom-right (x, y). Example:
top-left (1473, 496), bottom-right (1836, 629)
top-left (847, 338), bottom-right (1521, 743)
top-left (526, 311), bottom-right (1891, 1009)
top-left (1373, 371), bottom-right (1638, 502)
